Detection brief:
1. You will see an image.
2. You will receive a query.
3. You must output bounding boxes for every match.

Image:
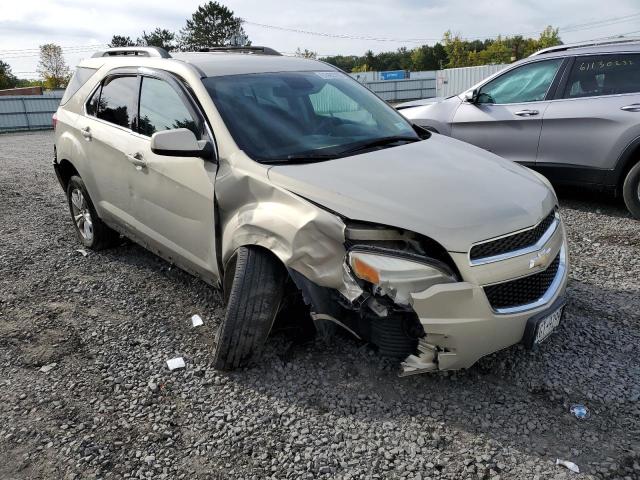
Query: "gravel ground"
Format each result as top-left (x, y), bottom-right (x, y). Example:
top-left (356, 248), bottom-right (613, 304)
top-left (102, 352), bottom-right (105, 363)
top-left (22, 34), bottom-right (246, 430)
top-left (0, 130), bottom-right (639, 480)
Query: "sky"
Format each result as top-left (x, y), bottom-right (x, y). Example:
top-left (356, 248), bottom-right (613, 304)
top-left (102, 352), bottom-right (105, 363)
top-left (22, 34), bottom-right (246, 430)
top-left (2, 0), bottom-right (640, 79)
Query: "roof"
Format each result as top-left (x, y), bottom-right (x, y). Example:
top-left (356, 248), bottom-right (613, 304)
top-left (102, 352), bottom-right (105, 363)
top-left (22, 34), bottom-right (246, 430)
top-left (171, 52), bottom-right (333, 77)
top-left (530, 37), bottom-right (640, 58)
top-left (81, 47), bottom-right (335, 78)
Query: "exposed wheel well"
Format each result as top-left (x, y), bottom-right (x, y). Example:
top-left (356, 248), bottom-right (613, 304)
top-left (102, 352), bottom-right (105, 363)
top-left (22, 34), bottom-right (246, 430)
top-left (223, 245), bottom-right (287, 301)
top-left (57, 159), bottom-right (79, 191)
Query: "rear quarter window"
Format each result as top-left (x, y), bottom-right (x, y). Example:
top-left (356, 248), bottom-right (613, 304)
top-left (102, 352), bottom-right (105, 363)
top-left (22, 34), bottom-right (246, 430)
top-left (60, 67), bottom-right (98, 105)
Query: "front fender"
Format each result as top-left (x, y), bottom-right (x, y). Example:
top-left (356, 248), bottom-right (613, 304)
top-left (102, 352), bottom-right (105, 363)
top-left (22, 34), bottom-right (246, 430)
top-left (216, 155), bottom-right (348, 291)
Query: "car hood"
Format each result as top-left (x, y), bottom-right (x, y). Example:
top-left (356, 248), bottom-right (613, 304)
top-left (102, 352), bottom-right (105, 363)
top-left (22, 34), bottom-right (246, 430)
top-left (267, 135), bottom-right (556, 253)
top-left (395, 97), bottom-right (445, 109)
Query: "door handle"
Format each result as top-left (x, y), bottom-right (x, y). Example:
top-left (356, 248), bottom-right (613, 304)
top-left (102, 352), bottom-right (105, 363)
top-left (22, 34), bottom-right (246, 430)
top-left (126, 152), bottom-right (147, 170)
top-left (514, 109), bottom-right (539, 117)
top-left (80, 127), bottom-right (92, 140)
top-left (621, 104), bottom-right (640, 112)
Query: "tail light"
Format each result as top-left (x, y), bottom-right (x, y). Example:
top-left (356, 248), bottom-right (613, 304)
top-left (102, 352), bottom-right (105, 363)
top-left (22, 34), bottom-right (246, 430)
top-left (52, 112), bottom-right (58, 131)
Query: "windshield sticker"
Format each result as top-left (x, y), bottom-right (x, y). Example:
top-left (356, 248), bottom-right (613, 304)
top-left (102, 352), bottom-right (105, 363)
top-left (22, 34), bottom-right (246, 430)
top-left (315, 71), bottom-right (343, 79)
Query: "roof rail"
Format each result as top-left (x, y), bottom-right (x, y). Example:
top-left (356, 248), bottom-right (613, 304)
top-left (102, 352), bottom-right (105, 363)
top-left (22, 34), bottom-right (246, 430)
top-left (92, 47), bottom-right (172, 58)
top-left (530, 37), bottom-right (640, 56)
top-left (196, 46), bottom-right (281, 56)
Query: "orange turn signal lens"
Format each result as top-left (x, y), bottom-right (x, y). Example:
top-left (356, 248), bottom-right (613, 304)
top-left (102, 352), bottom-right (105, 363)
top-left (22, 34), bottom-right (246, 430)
top-left (351, 257), bottom-right (380, 285)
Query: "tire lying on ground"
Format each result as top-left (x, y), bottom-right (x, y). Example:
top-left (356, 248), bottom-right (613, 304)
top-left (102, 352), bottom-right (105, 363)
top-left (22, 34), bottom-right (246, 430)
top-left (213, 246), bottom-right (287, 370)
top-left (66, 175), bottom-right (119, 250)
top-left (623, 161), bottom-right (640, 219)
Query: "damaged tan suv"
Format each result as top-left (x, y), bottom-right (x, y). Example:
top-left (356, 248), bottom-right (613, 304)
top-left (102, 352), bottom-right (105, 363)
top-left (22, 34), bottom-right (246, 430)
top-left (53, 46), bottom-right (569, 374)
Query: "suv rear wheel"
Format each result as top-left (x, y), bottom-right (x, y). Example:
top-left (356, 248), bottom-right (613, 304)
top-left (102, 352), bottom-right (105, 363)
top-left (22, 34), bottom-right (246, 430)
top-left (213, 246), bottom-right (286, 370)
top-left (623, 162), bottom-right (640, 219)
top-left (66, 175), bottom-right (119, 249)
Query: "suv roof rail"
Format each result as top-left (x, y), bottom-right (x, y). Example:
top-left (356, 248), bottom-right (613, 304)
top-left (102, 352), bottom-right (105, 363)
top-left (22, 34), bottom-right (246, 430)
top-left (530, 37), bottom-right (640, 56)
top-left (92, 47), bottom-right (172, 58)
top-left (196, 46), bottom-right (282, 56)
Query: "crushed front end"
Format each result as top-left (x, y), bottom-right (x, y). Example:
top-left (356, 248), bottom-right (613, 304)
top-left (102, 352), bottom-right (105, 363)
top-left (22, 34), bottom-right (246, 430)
top-left (293, 209), bottom-right (569, 375)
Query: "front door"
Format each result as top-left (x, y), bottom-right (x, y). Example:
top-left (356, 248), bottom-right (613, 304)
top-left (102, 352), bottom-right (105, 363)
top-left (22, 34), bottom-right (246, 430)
top-left (127, 74), bottom-right (219, 282)
top-left (451, 58), bottom-right (565, 164)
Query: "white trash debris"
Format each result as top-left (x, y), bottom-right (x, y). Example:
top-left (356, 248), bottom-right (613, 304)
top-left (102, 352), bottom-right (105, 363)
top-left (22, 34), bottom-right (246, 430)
top-left (75, 249), bottom-right (88, 257)
top-left (191, 314), bottom-right (204, 327)
top-left (166, 357), bottom-right (185, 370)
top-left (570, 404), bottom-right (590, 419)
top-left (556, 459), bottom-right (580, 473)
top-left (39, 363), bottom-right (57, 373)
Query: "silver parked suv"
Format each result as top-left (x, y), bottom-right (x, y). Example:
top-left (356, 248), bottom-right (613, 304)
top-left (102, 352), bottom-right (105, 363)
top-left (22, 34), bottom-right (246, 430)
top-left (399, 38), bottom-right (640, 218)
top-left (53, 46), bottom-right (568, 375)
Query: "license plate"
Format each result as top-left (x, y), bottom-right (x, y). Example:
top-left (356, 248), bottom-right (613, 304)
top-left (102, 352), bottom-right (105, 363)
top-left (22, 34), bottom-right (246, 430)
top-left (534, 306), bottom-right (563, 344)
top-left (522, 298), bottom-right (565, 349)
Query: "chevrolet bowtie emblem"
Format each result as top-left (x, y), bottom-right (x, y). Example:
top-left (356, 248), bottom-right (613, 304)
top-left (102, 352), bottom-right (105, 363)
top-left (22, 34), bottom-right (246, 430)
top-left (529, 247), bottom-right (552, 269)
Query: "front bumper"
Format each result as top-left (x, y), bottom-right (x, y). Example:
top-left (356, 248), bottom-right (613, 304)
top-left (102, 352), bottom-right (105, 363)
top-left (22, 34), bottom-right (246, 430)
top-left (403, 239), bottom-right (569, 373)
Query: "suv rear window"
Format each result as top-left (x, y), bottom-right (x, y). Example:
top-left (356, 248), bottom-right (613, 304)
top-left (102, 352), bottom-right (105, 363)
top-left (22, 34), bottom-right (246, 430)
top-left (563, 54), bottom-right (640, 98)
top-left (95, 76), bottom-right (137, 129)
top-left (61, 67), bottom-right (97, 105)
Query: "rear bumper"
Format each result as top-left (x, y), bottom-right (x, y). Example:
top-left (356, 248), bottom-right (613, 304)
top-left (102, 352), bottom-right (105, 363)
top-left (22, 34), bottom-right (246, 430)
top-left (404, 241), bottom-right (569, 373)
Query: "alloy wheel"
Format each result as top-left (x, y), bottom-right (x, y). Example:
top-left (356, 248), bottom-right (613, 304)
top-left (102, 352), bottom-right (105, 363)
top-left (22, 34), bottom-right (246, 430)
top-left (70, 188), bottom-right (93, 241)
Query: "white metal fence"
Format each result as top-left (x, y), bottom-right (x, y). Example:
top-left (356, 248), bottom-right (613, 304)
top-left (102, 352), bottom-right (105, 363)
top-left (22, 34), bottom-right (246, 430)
top-left (0, 96), bottom-right (60, 133)
top-left (350, 64), bottom-right (508, 102)
top-left (435, 64), bottom-right (508, 98)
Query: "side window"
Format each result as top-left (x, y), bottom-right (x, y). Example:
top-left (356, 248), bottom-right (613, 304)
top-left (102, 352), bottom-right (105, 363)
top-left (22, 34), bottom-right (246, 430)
top-left (563, 54), bottom-right (640, 99)
top-left (138, 77), bottom-right (200, 138)
top-left (478, 59), bottom-right (564, 104)
top-left (96, 76), bottom-right (137, 128)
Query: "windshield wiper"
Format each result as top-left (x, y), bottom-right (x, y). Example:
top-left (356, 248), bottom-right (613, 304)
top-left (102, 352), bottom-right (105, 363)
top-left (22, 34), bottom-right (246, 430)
top-left (261, 152), bottom-right (340, 165)
top-left (338, 135), bottom-right (420, 156)
top-left (261, 135), bottom-right (420, 165)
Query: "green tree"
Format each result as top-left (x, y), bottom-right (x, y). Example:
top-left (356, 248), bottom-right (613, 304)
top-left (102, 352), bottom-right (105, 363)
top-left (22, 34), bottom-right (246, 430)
top-left (537, 25), bottom-right (562, 50)
top-left (137, 28), bottom-right (177, 51)
top-left (410, 43), bottom-right (447, 70)
top-left (295, 48), bottom-right (317, 59)
top-left (108, 35), bottom-right (136, 47)
top-left (319, 55), bottom-right (359, 72)
top-left (0, 60), bottom-right (18, 89)
top-left (37, 44), bottom-right (70, 89)
top-left (443, 31), bottom-right (472, 68)
top-left (180, 1), bottom-right (249, 51)
top-left (351, 64), bottom-right (369, 73)
top-left (470, 36), bottom-right (512, 65)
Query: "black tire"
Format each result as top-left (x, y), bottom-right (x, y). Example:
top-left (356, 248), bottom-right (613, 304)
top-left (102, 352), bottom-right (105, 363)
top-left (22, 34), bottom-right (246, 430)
top-left (623, 161), bottom-right (640, 219)
top-left (213, 246), bottom-right (286, 370)
top-left (66, 175), bottom-right (119, 250)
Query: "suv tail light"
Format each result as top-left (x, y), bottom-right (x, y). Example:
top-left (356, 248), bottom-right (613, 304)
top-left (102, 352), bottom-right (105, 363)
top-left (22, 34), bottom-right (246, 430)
top-left (52, 112), bottom-right (58, 131)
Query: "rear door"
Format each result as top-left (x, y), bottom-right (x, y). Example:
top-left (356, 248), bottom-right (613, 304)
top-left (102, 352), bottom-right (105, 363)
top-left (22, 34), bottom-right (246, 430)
top-left (537, 53), bottom-right (640, 184)
top-left (126, 72), bottom-right (219, 282)
top-left (79, 74), bottom-right (139, 227)
top-left (451, 58), bottom-right (565, 163)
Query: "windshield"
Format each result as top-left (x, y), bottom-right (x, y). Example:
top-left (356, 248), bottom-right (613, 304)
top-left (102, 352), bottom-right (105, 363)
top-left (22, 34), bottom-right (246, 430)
top-left (203, 71), bottom-right (419, 162)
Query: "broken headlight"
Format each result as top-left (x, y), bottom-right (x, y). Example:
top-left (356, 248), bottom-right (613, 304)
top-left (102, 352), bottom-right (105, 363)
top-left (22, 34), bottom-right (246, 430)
top-left (348, 250), bottom-right (456, 306)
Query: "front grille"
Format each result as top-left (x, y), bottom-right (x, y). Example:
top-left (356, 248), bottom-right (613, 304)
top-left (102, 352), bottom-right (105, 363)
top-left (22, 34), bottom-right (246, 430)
top-left (484, 252), bottom-right (560, 310)
top-left (470, 211), bottom-right (556, 261)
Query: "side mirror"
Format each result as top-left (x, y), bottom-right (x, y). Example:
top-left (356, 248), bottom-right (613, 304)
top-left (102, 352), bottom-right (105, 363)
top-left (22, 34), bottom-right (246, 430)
top-left (150, 128), bottom-right (214, 160)
top-left (464, 89), bottom-right (478, 104)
